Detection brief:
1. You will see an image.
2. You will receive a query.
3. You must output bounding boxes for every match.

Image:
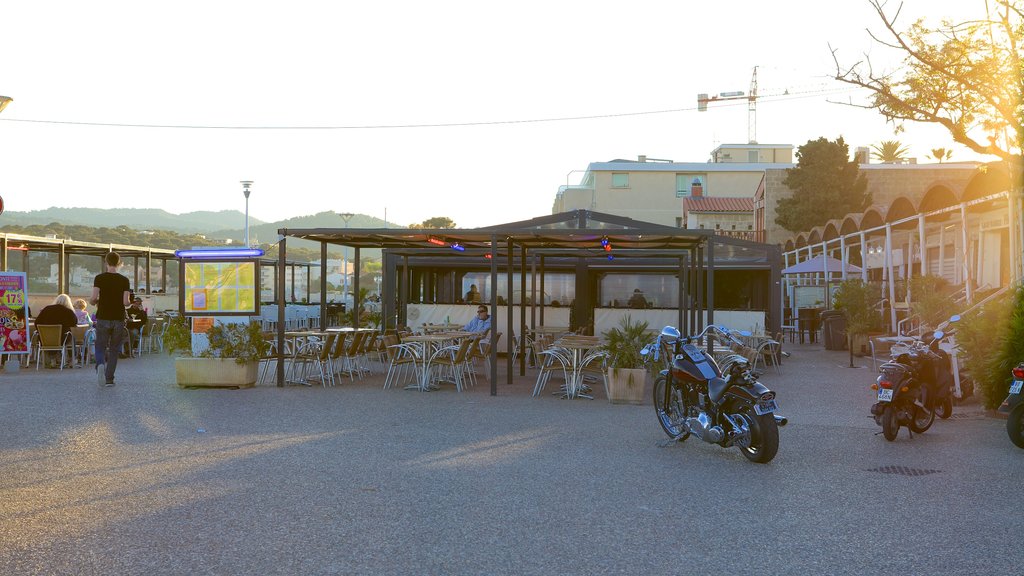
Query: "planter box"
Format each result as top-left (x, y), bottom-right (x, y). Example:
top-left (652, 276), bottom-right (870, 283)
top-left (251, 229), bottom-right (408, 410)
top-left (606, 367), bottom-right (647, 405)
top-left (175, 358), bottom-right (258, 388)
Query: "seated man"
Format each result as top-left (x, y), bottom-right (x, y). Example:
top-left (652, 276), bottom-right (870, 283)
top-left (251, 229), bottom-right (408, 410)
top-left (463, 305), bottom-right (491, 334)
top-left (627, 288), bottom-right (649, 309)
top-left (123, 297), bottom-right (148, 357)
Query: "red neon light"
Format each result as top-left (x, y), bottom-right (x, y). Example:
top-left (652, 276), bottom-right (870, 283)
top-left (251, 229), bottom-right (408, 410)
top-left (426, 237), bottom-right (447, 246)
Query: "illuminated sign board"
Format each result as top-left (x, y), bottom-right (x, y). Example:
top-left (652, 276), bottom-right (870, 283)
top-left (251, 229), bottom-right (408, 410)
top-left (180, 260), bottom-right (260, 316)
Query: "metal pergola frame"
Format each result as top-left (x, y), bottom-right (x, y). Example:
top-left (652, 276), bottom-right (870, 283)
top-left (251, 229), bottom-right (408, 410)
top-left (1, 232), bottom-right (178, 295)
top-left (277, 210), bottom-right (782, 394)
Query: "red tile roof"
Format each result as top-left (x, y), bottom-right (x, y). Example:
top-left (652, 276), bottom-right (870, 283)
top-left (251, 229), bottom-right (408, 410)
top-left (683, 197), bottom-right (754, 213)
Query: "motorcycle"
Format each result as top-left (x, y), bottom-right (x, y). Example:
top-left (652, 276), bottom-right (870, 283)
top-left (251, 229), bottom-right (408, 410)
top-left (642, 324), bottom-right (787, 464)
top-left (870, 316), bottom-right (959, 441)
top-left (888, 317), bottom-right (960, 420)
top-left (1002, 363), bottom-right (1024, 448)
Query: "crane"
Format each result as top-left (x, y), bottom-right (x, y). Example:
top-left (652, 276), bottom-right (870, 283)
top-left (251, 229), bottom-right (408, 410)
top-left (697, 66), bottom-right (759, 144)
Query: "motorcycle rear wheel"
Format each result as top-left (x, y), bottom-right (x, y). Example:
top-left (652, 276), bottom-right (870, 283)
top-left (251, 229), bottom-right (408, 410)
top-left (653, 375), bottom-right (690, 441)
top-left (737, 410), bottom-right (779, 463)
top-left (881, 405), bottom-right (899, 441)
top-left (908, 387), bottom-right (935, 433)
top-left (1007, 404), bottom-right (1024, 449)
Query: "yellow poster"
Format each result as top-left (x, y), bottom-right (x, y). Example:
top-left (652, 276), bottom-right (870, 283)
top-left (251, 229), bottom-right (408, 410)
top-left (184, 261), bottom-right (258, 314)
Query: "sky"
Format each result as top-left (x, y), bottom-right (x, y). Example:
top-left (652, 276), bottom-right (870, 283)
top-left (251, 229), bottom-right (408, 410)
top-left (0, 0), bottom-right (992, 229)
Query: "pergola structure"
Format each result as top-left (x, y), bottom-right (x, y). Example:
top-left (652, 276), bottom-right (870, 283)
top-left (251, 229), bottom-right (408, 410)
top-left (278, 210), bottom-right (782, 394)
top-left (1, 232), bottom-right (178, 295)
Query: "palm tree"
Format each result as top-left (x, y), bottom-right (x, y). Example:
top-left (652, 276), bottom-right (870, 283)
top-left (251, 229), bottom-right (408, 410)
top-left (929, 147), bottom-right (953, 163)
top-left (870, 140), bottom-right (910, 163)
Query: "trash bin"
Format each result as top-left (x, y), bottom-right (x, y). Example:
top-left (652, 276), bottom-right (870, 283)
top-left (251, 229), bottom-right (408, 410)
top-left (820, 311), bottom-right (847, 350)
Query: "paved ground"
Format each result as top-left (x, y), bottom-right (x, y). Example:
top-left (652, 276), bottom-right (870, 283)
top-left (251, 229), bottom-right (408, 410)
top-left (1, 343), bottom-right (1022, 575)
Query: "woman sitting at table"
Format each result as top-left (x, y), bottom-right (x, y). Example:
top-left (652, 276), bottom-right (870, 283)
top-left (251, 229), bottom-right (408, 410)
top-left (35, 294), bottom-right (79, 339)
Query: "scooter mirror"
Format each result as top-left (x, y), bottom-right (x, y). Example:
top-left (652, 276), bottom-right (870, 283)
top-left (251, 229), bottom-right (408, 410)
top-left (738, 330), bottom-right (753, 337)
top-left (948, 314), bottom-right (961, 323)
top-left (933, 330), bottom-right (945, 341)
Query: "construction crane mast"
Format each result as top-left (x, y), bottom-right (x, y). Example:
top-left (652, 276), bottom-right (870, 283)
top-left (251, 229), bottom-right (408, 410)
top-left (697, 66), bottom-right (759, 144)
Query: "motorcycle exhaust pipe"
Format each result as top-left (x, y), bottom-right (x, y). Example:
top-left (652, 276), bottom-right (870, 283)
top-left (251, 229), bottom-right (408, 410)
top-left (774, 415), bottom-right (788, 427)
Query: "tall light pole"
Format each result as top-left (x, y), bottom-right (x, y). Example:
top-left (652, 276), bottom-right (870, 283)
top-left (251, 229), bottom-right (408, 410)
top-left (339, 212), bottom-right (354, 300)
top-left (240, 181), bottom-right (253, 247)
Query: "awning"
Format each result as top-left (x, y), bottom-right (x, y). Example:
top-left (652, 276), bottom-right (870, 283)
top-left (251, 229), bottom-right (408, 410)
top-left (782, 254), bottom-right (861, 275)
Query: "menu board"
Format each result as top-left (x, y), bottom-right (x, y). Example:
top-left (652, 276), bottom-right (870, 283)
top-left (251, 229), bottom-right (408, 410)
top-left (183, 261), bottom-right (259, 316)
top-left (0, 272), bottom-right (30, 355)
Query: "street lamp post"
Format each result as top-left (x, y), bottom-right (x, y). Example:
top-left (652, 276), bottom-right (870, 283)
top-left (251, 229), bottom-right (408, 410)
top-left (338, 212), bottom-right (354, 302)
top-left (240, 181), bottom-right (253, 247)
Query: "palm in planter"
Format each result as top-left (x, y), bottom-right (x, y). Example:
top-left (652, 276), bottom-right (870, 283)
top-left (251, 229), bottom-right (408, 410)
top-left (164, 317), bottom-right (270, 388)
top-left (601, 315), bottom-right (651, 404)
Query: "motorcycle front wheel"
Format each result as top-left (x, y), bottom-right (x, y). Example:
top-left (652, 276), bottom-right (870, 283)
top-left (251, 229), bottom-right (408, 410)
top-left (653, 375), bottom-right (689, 441)
top-left (1007, 404), bottom-right (1024, 449)
top-left (936, 397), bottom-right (953, 419)
top-left (736, 409), bottom-right (779, 463)
top-left (882, 405), bottom-right (899, 441)
top-left (908, 387), bottom-right (935, 433)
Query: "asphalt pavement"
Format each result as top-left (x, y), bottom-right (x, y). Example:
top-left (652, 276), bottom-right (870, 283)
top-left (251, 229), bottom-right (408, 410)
top-left (1, 343), bottom-right (1021, 575)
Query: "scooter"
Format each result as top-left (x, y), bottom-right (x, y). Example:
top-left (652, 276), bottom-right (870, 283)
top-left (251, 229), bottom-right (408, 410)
top-left (1002, 362), bottom-right (1024, 448)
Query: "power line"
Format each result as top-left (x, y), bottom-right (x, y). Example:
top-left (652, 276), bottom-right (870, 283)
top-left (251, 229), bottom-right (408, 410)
top-left (0, 86), bottom-right (857, 130)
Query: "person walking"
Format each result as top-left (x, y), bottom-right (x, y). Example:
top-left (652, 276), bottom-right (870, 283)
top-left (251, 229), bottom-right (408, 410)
top-left (89, 252), bottom-right (130, 387)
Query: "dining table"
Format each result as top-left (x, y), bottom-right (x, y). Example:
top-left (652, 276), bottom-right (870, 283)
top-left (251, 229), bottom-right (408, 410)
top-left (400, 333), bottom-right (464, 391)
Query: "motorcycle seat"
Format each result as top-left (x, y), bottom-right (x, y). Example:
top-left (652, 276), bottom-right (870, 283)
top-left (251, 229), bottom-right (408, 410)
top-left (708, 376), bottom-right (729, 405)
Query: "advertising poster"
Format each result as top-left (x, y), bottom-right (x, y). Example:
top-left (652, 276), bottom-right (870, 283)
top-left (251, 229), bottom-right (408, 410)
top-left (183, 261), bottom-right (258, 315)
top-left (0, 272), bottom-right (31, 356)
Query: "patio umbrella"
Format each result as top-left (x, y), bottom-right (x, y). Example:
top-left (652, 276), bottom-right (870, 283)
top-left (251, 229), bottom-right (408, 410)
top-left (782, 254), bottom-right (862, 275)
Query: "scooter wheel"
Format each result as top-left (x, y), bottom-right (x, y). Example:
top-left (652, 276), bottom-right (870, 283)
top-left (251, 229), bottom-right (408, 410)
top-left (936, 397), bottom-right (953, 419)
top-left (881, 405), bottom-right (899, 441)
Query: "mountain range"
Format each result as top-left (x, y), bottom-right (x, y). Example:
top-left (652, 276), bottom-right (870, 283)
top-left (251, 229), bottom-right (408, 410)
top-left (0, 207), bottom-right (391, 255)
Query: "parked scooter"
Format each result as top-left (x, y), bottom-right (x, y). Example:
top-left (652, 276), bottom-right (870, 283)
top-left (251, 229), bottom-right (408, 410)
top-left (870, 316), bottom-right (960, 441)
top-left (1002, 363), bottom-right (1024, 448)
top-left (889, 316), bottom-right (960, 419)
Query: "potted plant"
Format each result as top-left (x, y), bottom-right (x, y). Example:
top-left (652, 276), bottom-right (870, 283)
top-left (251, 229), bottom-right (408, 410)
top-left (164, 316), bottom-right (269, 388)
top-left (833, 279), bottom-right (884, 367)
top-left (600, 315), bottom-right (650, 404)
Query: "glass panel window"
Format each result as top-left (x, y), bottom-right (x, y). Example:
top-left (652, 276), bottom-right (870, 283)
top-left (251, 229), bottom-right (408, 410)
top-left (599, 274), bottom-right (679, 309)
top-left (460, 272), bottom-right (575, 306)
top-left (611, 173), bottom-right (629, 188)
top-left (748, 150), bottom-right (759, 162)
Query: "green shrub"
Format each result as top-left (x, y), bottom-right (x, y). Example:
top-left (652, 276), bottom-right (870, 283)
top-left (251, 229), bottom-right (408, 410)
top-left (909, 275), bottom-right (957, 329)
top-left (957, 286), bottom-right (1024, 409)
top-left (163, 316), bottom-right (269, 365)
top-left (601, 315), bottom-right (650, 370)
top-left (833, 279), bottom-right (885, 367)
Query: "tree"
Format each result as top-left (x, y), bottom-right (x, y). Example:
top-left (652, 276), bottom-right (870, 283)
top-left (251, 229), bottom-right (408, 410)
top-left (870, 139), bottom-right (911, 163)
top-left (408, 217), bottom-right (456, 229)
top-left (775, 137), bottom-right (871, 233)
top-left (832, 0), bottom-right (1023, 161)
top-left (928, 147), bottom-right (954, 162)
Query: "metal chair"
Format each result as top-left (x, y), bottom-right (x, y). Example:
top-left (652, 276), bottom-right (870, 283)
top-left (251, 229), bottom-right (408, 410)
top-left (33, 324), bottom-right (73, 370)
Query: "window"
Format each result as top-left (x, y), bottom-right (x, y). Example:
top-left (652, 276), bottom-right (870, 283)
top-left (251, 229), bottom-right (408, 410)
top-left (675, 217), bottom-right (683, 228)
top-left (598, 273), bottom-right (680, 309)
top-left (747, 150), bottom-right (759, 162)
top-left (611, 173), bottom-right (629, 188)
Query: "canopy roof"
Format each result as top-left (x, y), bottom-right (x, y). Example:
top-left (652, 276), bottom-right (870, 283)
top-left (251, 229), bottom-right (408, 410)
top-left (279, 209), bottom-right (774, 265)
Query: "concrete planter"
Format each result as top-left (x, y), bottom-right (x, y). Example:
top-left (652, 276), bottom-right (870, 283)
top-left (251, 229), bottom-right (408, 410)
top-left (606, 367), bottom-right (647, 404)
top-left (175, 358), bottom-right (258, 388)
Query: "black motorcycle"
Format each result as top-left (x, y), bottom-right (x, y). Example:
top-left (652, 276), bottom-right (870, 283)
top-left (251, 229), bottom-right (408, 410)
top-left (643, 324), bottom-right (787, 464)
top-left (870, 319), bottom-right (958, 441)
top-left (1002, 363), bottom-right (1024, 448)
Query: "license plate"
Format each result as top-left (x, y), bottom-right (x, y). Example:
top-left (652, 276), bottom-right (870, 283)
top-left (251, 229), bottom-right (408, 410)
top-left (754, 399), bottom-right (778, 415)
top-left (878, 389), bottom-right (894, 402)
top-left (1011, 380), bottom-right (1023, 394)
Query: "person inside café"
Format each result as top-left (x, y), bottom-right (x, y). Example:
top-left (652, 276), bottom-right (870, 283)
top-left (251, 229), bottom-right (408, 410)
top-left (124, 296), bottom-right (148, 357)
top-left (464, 284), bottom-right (482, 304)
top-left (627, 288), bottom-right (649, 309)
